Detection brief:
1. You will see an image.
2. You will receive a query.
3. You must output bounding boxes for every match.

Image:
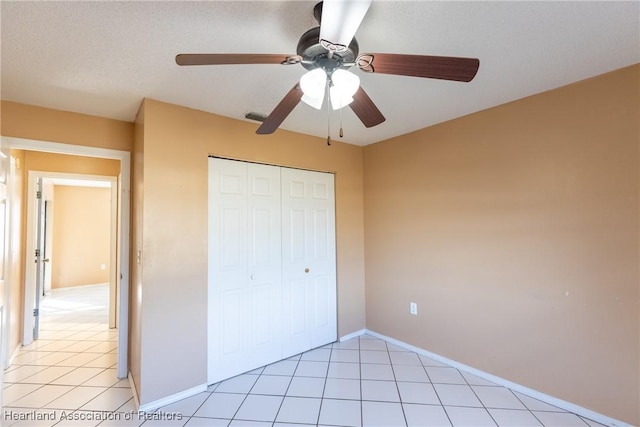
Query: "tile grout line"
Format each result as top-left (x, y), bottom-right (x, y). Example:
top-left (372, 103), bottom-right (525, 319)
top-left (178, 379), bottom-right (221, 427)
top-left (358, 337), bottom-right (363, 427)
top-left (270, 352), bottom-right (302, 424)
top-left (315, 342), bottom-right (335, 426)
top-left (509, 384), bottom-right (548, 425)
top-left (385, 339), bottom-right (409, 427)
top-left (421, 353), bottom-right (454, 427)
top-left (462, 369), bottom-right (500, 426)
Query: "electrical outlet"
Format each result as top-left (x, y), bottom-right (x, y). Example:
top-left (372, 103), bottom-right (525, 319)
top-left (410, 302), bottom-right (418, 315)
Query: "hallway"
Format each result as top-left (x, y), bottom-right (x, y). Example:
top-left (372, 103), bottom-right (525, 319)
top-left (3, 284), bottom-right (131, 426)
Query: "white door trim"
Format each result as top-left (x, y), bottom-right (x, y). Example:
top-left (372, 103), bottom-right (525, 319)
top-left (1, 136), bottom-right (131, 379)
top-left (0, 143), bottom-right (10, 378)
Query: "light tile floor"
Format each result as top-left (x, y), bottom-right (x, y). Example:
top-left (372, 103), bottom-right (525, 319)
top-left (3, 285), bottom-right (606, 426)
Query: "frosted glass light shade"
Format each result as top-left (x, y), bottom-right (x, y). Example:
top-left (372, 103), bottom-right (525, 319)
top-left (300, 69), bottom-right (327, 98)
top-left (329, 87), bottom-right (353, 110)
top-left (329, 69), bottom-right (359, 110)
top-left (301, 93), bottom-right (324, 110)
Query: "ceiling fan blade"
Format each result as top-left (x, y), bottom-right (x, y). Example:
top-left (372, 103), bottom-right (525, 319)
top-left (176, 54), bottom-right (289, 66)
top-left (349, 86), bottom-right (385, 128)
top-left (359, 53), bottom-right (480, 82)
top-left (256, 84), bottom-right (304, 135)
top-left (319, 0), bottom-right (372, 51)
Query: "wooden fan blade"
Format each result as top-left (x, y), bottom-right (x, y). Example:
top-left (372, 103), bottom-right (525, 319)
top-left (176, 54), bottom-right (289, 66)
top-left (360, 53), bottom-right (480, 82)
top-left (319, 0), bottom-right (371, 50)
top-left (349, 86), bottom-right (385, 128)
top-left (256, 84), bottom-right (304, 135)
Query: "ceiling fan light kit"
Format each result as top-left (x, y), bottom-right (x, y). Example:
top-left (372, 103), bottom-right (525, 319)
top-left (175, 0), bottom-right (480, 138)
top-left (329, 69), bottom-right (360, 109)
top-left (300, 68), bottom-right (360, 110)
top-left (300, 68), bottom-right (328, 108)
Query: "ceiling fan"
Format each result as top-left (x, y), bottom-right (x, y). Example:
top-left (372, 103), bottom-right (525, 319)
top-left (176, 0), bottom-right (479, 137)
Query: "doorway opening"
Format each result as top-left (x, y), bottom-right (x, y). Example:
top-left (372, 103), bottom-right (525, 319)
top-left (1, 137), bottom-right (130, 379)
top-left (26, 173), bottom-right (118, 343)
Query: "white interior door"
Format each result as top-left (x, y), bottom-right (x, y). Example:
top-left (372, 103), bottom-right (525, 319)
top-left (281, 168), bottom-right (337, 357)
top-left (33, 178), bottom-right (46, 339)
top-left (208, 158), bottom-right (282, 384)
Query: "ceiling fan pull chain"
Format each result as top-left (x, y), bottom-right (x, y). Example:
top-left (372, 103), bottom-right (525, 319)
top-left (339, 103), bottom-right (344, 138)
top-left (326, 79), bottom-right (332, 146)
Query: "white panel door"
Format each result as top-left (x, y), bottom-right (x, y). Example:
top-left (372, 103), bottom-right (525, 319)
top-left (208, 158), bottom-right (282, 384)
top-left (245, 162), bottom-right (282, 370)
top-left (281, 168), bottom-right (336, 358)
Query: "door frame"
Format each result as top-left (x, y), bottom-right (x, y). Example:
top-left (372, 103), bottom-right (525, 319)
top-left (0, 144), bottom-right (10, 394)
top-left (1, 136), bottom-right (130, 379)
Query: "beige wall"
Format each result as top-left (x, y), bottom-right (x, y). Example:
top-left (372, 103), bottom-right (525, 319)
top-left (23, 151), bottom-right (121, 177)
top-left (1, 101), bottom-right (133, 152)
top-left (363, 65), bottom-right (640, 424)
top-left (133, 98), bottom-right (366, 404)
top-left (51, 186), bottom-right (111, 288)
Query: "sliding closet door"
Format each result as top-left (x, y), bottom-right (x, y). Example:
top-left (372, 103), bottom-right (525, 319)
top-left (208, 158), bottom-right (282, 384)
top-left (281, 168), bottom-right (337, 357)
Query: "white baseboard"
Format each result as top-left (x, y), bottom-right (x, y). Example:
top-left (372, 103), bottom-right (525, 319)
top-left (8, 344), bottom-right (21, 367)
top-left (3, 344), bottom-right (27, 371)
top-left (339, 328), bottom-right (366, 342)
top-left (364, 329), bottom-right (631, 427)
top-left (132, 376), bottom-right (207, 413)
top-left (127, 372), bottom-right (140, 410)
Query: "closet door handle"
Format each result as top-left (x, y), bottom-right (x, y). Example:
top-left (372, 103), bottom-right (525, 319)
top-left (250, 274), bottom-right (255, 280)
top-left (304, 268), bottom-right (310, 273)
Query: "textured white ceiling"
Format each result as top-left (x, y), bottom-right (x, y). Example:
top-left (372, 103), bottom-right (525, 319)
top-left (1, 1), bottom-right (638, 146)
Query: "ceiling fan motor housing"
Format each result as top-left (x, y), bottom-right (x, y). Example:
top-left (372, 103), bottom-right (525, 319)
top-left (296, 27), bottom-right (359, 73)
